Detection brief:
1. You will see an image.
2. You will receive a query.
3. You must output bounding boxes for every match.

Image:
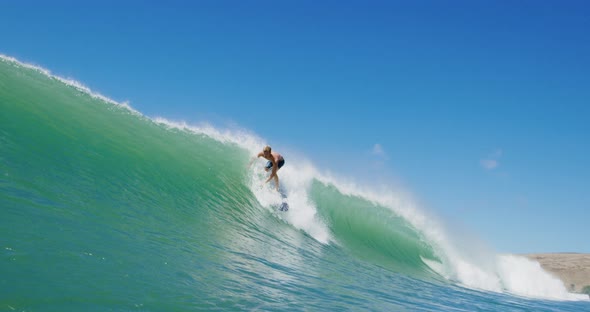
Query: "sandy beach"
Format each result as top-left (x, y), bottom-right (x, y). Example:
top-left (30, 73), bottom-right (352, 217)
top-left (525, 253), bottom-right (590, 295)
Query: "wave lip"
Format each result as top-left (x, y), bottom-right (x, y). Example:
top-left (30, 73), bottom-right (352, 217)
top-left (0, 54), bottom-right (138, 114)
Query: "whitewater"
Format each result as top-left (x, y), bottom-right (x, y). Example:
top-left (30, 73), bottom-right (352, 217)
top-left (1, 54), bottom-right (588, 311)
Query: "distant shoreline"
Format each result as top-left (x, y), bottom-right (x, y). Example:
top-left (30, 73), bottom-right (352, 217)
top-left (525, 253), bottom-right (590, 296)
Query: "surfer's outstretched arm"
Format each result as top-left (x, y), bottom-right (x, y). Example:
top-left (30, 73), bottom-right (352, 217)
top-left (247, 157), bottom-right (255, 168)
top-left (247, 152), bottom-right (264, 168)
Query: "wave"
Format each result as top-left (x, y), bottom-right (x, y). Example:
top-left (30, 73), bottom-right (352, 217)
top-left (1, 54), bottom-right (585, 301)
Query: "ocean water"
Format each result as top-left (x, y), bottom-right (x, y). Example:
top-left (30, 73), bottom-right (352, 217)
top-left (1, 55), bottom-right (588, 311)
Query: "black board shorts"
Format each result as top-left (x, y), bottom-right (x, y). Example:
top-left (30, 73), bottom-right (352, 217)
top-left (265, 159), bottom-right (285, 170)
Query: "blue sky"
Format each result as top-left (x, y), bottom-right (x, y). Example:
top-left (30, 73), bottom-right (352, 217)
top-left (2, 1), bottom-right (589, 253)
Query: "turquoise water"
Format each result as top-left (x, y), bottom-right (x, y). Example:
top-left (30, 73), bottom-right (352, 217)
top-left (1, 56), bottom-right (588, 311)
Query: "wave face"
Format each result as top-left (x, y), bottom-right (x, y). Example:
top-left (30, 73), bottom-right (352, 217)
top-left (1, 55), bottom-right (587, 310)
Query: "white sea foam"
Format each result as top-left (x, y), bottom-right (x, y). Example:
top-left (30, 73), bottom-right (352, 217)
top-left (496, 254), bottom-right (587, 300)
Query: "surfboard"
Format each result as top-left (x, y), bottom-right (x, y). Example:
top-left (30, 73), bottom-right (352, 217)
top-left (279, 202), bottom-right (289, 211)
top-left (279, 191), bottom-right (289, 211)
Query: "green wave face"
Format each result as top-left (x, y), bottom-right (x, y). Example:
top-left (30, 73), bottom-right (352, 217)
top-left (311, 181), bottom-right (438, 275)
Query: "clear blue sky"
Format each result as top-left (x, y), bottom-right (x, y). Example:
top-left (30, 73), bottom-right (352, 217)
top-left (2, 1), bottom-right (589, 253)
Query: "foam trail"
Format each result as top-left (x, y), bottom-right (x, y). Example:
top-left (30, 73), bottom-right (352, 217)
top-left (246, 158), bottom-right (331, 244)
top-left (280, 162), bottom-right (332, 244)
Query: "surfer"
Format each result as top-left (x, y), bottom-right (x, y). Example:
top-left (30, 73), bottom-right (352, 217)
top-left (250, 145), bottom-right (285, 191)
